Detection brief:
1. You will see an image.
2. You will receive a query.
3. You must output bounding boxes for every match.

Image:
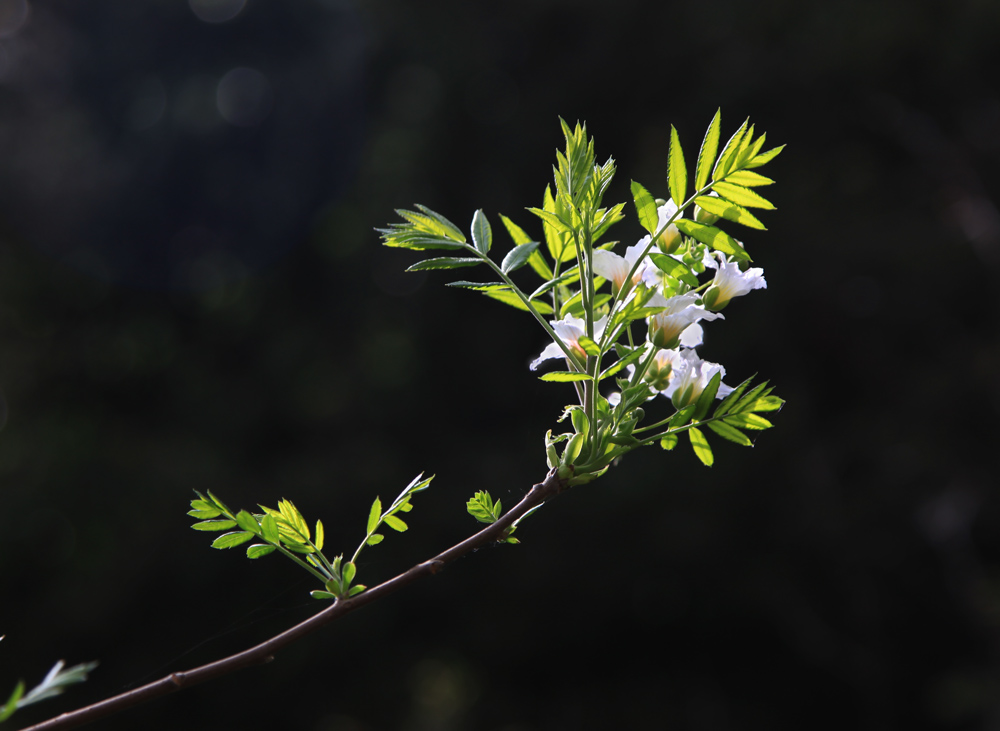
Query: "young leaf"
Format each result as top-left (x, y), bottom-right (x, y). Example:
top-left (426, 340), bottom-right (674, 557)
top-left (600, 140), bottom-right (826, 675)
top-left (235, 510), bottom-right (261, 534)
top-left (745, 145), bottom-right (785, 169)
top-left (674, 220), bottom-right (750, 261)
top-left (349, 585), bottom-right (366, 596)
top-left (724, 413), bottom-right (774, 430)
top-left (712, 181), bottom-right (775, 210)
top-left (367, 498), bottom-right (382, 535)
top-left (724, 170), bottom-right (775, 187)
top-left (688, 428), bottom-right (714, 466)
top-left (539, 371), bottom-right (592, 382)
top-left (630, 180), bottom-right (659, 235)
top-left (713, 118), bottom-right (748, 179)
top-left (343, 561), bottom-right (357, 585)
top-left (187, 508), bottom-right (222, 519)
top-left (383, 514), bottom-right (408, 532)
top-left (660, 433), bottom-right (678, 450)
top-left (667, 125), bottom-right (687, 213)
top-left (310, 590), bottom-right (337, 600)
top-left (315, 519), bottom-right (325, 551)
top-left (261, 513), bottom-right (280, 544)
top-left (246, 544), bottom-right (277, 559)
top-left (366, 533), bottom-right (384, 546)
top-left (707, 420), bottom-right (753, 446)
top-left (501, 241), bottom-right (541, 274)
top-left (211, 531), bottom-right (255, 549)
top-left (191, 520), bottom-right (237, 532)
top-left (501, 214), bottom-right (553, 279)
top-left (471, 209), bottom-right (492, 255)
top-left (695, 109), bottom-right (721, 191)
top-left (410, 205), bottom-right (466, 242)
top-left (406, 257), bottom-right (482, 271)
top-left (692, 195), bottom-right (766, 230)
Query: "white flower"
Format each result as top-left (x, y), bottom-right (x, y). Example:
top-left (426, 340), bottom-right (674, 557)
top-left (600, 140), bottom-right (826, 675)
top-left (530, 315), bottom-right (608, 370)
top-left (645, 293), bottom-right (723, 349)
top-left (703, 252), bottom-right (766, 310)
top-left (665, 349), bottom-right (734, 408)
top-left (643, 347), bottom-right (686, 394)
top-left (593, 242), bottom-right (653, 297)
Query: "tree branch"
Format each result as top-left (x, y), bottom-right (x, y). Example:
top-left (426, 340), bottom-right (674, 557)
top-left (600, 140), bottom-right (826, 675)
top-left (19, 470), bottom-right (566, 731)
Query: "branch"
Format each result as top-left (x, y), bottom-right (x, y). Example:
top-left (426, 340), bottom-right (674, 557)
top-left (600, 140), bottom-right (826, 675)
top-left (18, 470), bottom-right (566, 731)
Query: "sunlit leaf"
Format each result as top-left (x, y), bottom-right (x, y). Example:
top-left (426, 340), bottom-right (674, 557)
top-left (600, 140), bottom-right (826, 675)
top-left (406, 257), bottom-right (482, 271)
top-left (246, 544), bottom-right (277, 559)
top-left (539, 371), bottom-right (591, 382)
top-left (366, 533), bottom-right (384, 546)
top-left (630, 180), bottom-right (658, 235)
top-left (501, 241), bottom-right (541, 274)
top-left (712, 181), bottom-right (775, 210)
top-left (693, 195), bottom-right (766, 230)
top-left (191, 520), bottom-right (237, 532)
top-left (383, 514), bottom-right (408, 532)
top-left (688, 427), bottom-right (714, 466)
top-left (745, 145), bottom-right (785, 169)
top-left (724, 413), bottom-right (774, 430)
top-left (695, 109), bottom-right (721, 191)
top-left (367, 498), bottom-right (381, 535)
top-left (674, 220), bottom-right (750, 261)
top-left (211, 531), bottom-right (255, 549)
top-left (707, 420), bottom-right (753, 446)
top-left (471, 209), bottom-right (492, 254)
top-left (667, 125), bottom-right (687, 213)
top-left (725, 170), bottom-right (775, 187)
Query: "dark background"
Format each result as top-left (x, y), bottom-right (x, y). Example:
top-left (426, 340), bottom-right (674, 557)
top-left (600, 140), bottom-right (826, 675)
top-left (2, 1), bottom-right (1000, 729)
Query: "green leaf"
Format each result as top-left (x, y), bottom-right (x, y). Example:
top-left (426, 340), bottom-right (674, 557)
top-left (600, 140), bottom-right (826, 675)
top-left (235, 510), bottom-right (261, 534)
top-left (211, 531), bottom-right (255, 549)
top-left (205, 490), bottom-right (233, 516)
top-left (577, 336), bottom-right (601, 356)
top-left (349, 585), bottom-right (366, 596)
top-left (483, 288), bottom-right (554, 314)
top-left (724, 413), bottom-right (774, 430)
top-left (688, 428), bottom-right (714, 466)
top-left (187, 508), bottom-right (222, 519)
top-left (343, 561), bottom-right (357, 585)
top-left (246, 544), bottom-right (277, 559)
top-left (743, 395), bottom-right (784, 412)
top-left (501, 215), bottom-right (553, 280)
top-left (695, 109), bottom-right (722, 191)
top-left (315, 519), bottom-right (325, 551)
top-left (467, 491), bottom-right (498, 523)
top-left (713, 118), bottom-right (748, 179)
top-left (674, 220), bottom-right (750, 261)
top-left (725, 170), bottom-right (774, 187)
top-left (539, 371), bottom-right (592, 382)
top-left (693, 195), bottom-right (766, 230)
top-left (0, 681), bottom-right (24, 722)
top-left (406, 257), bottom-right (482, 271)
top-left (383, 514), bottom-right (408, 532)
top-left (707, 420), bottom-right (753, 446)
top-left (261, 513), bottom-right (280, 544)
top-left (731, 382), bottom-right (769, 413)
top-left (446, 281), bottom-right (507, 291)
top-left (648, 253), bottom-right (700, 287)
top-left (501, 241), bottom-right (541, 274)
top-left (660, 433), bottom-right (678, 451)
top-left (667, 125), bottom-right (687, 211)
top-left (713, 375), bottom-right (754, 417)
top-left (745, 145), bottom-right (785, 169)
top-left (191, 519), bottom-right (237, 532)
top-left (500, 213), bottom-right (533, 245)
top-left (410, 205), bottom-right (466, 242)
top-left (471, 209), bottom-right (492, 255)
top-left (712, 181), bottom-right (775, 210)
top-left (278, 500), bottom-right (310, 541)
top-left (366, 533), bottom-right (384, 546)
top-left (599, 347), bottom-right (645, 380)
top-left (310, 590), bottom-right (337, 600)
top-left (367, 498), bottom-right (381, 535)
top-left (630, 180), bottom-right (659, 235)
top-left (692, 371), bottom-right (722, 422)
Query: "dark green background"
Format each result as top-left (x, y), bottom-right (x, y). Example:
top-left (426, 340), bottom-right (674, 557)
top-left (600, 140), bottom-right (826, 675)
top-left (3, 1), bottom-right (1000, 728)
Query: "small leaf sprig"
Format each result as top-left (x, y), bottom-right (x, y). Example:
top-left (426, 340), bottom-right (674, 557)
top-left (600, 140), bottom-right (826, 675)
top-left (0, 637), bottom-right (98, 725)
top-left (189, 474), bottom-right (433, 600)
top-left (465, 491), bottom-right (542, 544)
top-left (381, 111), bottom-right (784, 483)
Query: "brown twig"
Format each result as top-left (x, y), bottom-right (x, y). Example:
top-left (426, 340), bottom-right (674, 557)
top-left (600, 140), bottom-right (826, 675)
top-left (20, 470), bottom-right (566, 731)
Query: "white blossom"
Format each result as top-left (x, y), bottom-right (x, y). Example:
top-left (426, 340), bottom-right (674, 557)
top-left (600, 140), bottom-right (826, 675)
top-left (704, 252), bottom-right (766, 310)
top-left (665, 349), bottom-right (734, 409)
top-left (645, 293), bottom-right (723, 349)
top-left (530, 315), bottom-right (608, 371)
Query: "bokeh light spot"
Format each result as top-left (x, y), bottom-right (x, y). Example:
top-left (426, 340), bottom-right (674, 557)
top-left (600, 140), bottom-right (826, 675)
top-left (216, 67), bottom-right (272, 127)
top-left (188, 0), bottom-right (246, 24)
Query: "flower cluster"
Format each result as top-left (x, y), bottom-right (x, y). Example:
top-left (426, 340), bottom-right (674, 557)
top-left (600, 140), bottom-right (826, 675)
top-left (532, 199), bottom-right (766, 409)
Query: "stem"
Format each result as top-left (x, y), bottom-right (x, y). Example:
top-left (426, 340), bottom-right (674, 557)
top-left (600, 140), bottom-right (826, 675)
top-left (22, 471), bottom-right (568, 731)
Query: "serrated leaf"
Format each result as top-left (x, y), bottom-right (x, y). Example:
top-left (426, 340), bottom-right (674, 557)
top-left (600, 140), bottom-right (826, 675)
top-left (688, 428), bottom-right (714, 466)
top-left (383, 514), bottom-right (408, 532)
top-left (713, 118), bottom-right (748, 179)
top-left (191, 519), bottom-right (237, 532)
top-left (211, 531), bottom-right (255, 549)
top-left (713, 376), bottom-right (754, 417)
top-left (707, 420), bottom-right (753, 446)
top-left (247, 544), bottom-right (277, 559)
top-left (724, 413), bottom-right (774, 430)
top-left (400, 206), bottom-right (466, 242)
top-left (500, 213), bottom-right (533, 245)
top-left (538, 371), bottom-right (592, 382)
top-left (693, 195), bottom-right (766, 230)
top-left (674, 220), bottom-right (750, 261)
top-left (366, 533), bottom-right (384, 546)
top-left (745, 145), bottom-right (785, 169)
top-left (483, 288), bottom-right (554, 314)
top-left (261, 514), bottom-right (280, 544)
top-left (692, 371), bottom-right (722, 422)
top-left (501, 241), bottom-right (541, 274)
top-left (471, 209), bottom-right (492, 254)
top-left (630, 180), bottom-right (658, 235)
top-left (667, 125), bottom-right (687, 213)
top-left (367, 498), bottom-right (381, 535)
top-left (743, 395), bottom-right (784, 412)
top-left (315, 519), bottom-right (325, 551)
top-left (660, 433), bottom-right (678, 450)
top-left (712, 181), bottom-right (775, 210)
top-left (695, 109), bottom-right (722, 191)
top-left (406, 257), bottom-right (482, 271)
top-left (278, 500), bottom-right (310, 541)
top-left (235, 510), bottom-right (261, 534)
top-left (725, 170), bottom-right (774, 187)
top-left (731, 382), bottom-right (769, 413)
